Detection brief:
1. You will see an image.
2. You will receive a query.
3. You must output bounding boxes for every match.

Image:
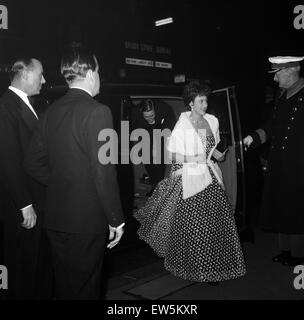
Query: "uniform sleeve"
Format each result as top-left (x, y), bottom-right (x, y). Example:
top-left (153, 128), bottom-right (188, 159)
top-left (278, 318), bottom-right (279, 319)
top-left (249, 99), bottom-right (277, 149)
top-left (85, 105), bottom-right (124, 228)
top-left (250, 122), bottom-right (273, 148)
top-left (0, 106), bottom-right (32, 209)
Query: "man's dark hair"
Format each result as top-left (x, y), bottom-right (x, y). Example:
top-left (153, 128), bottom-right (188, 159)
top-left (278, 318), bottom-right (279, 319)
top-left (139, 99), bottom-right (154, 113)
top-left (9, 58), bottom-right (34, 81)
top-left (60, 47), bottom-right (98, 83)
top-left (182, 80), bottom-right (211, 107)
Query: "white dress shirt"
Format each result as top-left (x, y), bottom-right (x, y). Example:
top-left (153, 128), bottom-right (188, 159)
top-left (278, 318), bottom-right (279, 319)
top-left (8, 86), bottom-right (39, 119)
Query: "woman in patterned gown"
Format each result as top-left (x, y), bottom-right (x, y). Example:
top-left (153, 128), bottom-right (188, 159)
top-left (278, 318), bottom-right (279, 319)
top-left (134, 80), bottom-right (246, 283)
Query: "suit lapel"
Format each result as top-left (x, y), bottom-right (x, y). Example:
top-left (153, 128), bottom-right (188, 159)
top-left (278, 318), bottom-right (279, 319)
top-left (19, 99), bottom-right (38, 132)
top-left (6, 90), bottom-right (38, 132)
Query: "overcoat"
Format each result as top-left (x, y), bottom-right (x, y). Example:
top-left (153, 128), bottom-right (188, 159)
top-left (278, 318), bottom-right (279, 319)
top-left (251, 78), bottom-right (304, 234)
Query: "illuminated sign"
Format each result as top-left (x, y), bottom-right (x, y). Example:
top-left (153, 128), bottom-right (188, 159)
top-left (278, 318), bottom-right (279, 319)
top-left (155, 17), bottom-right (174, 26)
top-left (174, 74), bottom-right (186, 83)
top-left (155, 61), bottom-right (172, 69)
top-left (125, 57), bottom-right (154, 67)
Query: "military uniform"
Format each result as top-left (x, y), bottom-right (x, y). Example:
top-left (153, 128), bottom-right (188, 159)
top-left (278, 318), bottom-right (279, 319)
top-left (249, 56), bottom-right (304, 265)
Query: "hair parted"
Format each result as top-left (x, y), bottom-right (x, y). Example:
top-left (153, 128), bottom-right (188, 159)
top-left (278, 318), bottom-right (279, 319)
top-left (60, 47), bottom-right (98, 83)
top-left (182, 80), bottom-right (211, 107)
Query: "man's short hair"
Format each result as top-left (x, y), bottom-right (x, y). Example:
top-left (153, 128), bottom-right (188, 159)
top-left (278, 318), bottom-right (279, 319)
top-left (60, 48), bottom-right (98, 83)
top-left (9, 58), bottom-right (34, 81)
top-left (139, 99), bottom-right (154, 113)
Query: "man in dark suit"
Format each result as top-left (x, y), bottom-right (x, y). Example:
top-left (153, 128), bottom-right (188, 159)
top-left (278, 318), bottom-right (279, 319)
top-left (0, 58), bottom-right (48, 299)
top-left (131, 99), bottom-right (176, 195)
top-left (24, 48), bottom-right (125, 300)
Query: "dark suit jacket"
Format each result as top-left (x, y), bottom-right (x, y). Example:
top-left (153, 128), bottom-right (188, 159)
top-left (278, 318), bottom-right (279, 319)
top-left (0, 89), bottom-right (44, 217)
top-left (24, 88), bottom-right (124, 234)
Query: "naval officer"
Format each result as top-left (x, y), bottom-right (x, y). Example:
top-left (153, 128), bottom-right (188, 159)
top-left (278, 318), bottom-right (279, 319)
top-left (244, 56), bottom-right (304, 266)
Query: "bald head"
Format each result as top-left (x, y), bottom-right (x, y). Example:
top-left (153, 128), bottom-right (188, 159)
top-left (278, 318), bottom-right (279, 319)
top-left (10, 58), bottom-right (46, 96)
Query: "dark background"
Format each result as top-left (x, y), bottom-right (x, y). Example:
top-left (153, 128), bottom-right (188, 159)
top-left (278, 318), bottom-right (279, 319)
top-left (1, 0), bottom-right (303, 192)
top-left (1, 0), bottom-right (303, 128)
top-left (1, 0), bottom-right (304, 273)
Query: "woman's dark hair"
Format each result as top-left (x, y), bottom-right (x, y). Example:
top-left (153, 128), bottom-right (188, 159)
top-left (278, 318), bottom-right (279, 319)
top-left (182, 80), bottom-right (211, 107)
top-left (139, 99), bottom-right (154, 113)
top-left (60, 47), bottom-right (98, 83)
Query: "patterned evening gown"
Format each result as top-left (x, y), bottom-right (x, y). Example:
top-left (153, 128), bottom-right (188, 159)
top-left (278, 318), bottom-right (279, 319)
top-left (134, 134), bottom-right (246, 282)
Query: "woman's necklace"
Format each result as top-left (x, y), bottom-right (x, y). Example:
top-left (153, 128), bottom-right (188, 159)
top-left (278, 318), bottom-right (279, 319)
top-left (189, 113), bottom-right (212, 138)
top-left (189, 114), bottom-right (205, 126)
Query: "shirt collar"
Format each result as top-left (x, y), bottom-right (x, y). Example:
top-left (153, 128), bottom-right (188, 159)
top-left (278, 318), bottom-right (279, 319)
top-left (8, 86), bottom-right (39, 119)
top-left (69, 86), bottom-right (92, 97)
top-left (8, 86), bottom-right (29, 103)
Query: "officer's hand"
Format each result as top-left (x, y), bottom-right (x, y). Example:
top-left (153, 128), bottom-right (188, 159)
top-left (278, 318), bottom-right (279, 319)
top-left (21, 206), bottom-right (37, 229)
top-left (243, 135), bottom-right (253, 150)
top-left (107, 225), bottom-right (124, 249)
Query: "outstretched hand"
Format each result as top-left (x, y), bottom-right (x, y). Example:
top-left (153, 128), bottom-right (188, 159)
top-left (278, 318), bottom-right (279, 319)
top-left (243, 135), bottom-right (253, 151)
